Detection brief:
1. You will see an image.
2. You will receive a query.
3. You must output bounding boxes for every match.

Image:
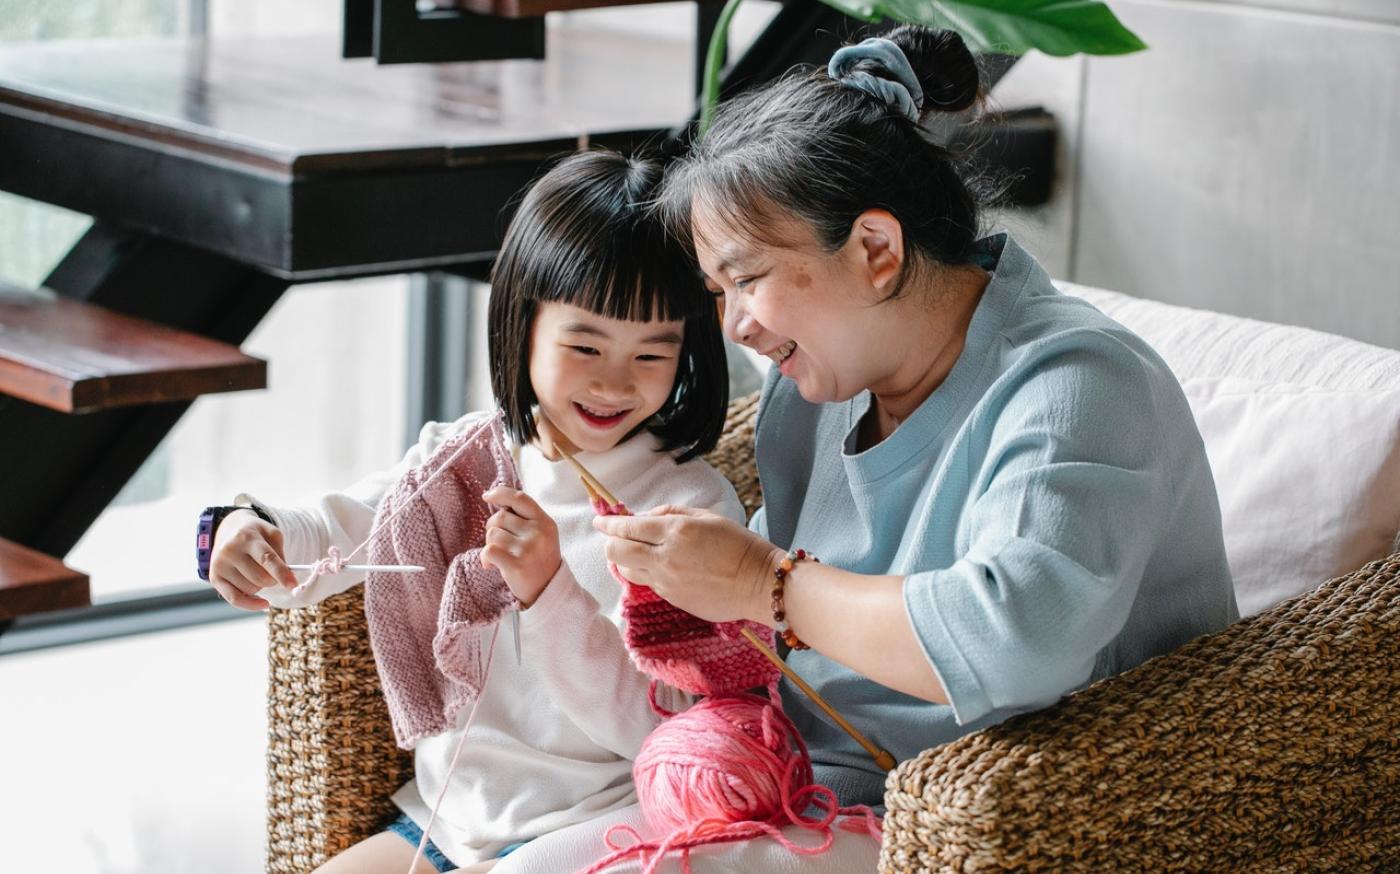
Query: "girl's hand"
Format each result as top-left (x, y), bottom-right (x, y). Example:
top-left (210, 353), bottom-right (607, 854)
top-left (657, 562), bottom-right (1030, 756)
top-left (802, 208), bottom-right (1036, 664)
top-left (209, 509), bottom-right (298, 611)
top-left (592, 506), bottom-right (782, 624)
top-left (481, 487), bottom-right (562, 607)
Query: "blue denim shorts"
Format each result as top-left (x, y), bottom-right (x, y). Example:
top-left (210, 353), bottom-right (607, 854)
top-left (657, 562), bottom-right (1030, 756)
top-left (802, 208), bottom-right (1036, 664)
top-left (386, 814), bottom-right (528, 872)
top-left (387, 814), bottom-right (457, 872)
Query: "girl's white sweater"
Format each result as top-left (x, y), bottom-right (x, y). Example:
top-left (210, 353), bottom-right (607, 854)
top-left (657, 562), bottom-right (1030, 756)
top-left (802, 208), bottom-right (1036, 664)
top-left (249, 415), bottom-right (744, 865)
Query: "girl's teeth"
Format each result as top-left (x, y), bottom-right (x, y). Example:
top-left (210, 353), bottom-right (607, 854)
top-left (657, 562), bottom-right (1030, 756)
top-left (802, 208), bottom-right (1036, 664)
top-left (770, 341), bottom-right (796, 364)
top-left (580, 404), bottom-right (625, 418)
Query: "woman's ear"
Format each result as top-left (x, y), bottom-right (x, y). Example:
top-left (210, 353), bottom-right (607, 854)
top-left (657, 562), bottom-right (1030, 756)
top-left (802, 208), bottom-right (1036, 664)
top-left (849, 209), bottom-right (904, 293)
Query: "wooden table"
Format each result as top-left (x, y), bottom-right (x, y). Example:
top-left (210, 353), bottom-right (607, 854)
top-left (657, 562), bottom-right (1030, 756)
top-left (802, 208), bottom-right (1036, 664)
top-left (0, 28), bottom-right (693, 603)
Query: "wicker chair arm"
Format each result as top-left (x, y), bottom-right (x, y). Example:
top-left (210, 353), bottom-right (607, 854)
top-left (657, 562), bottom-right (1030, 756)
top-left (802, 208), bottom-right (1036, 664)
top-left (880, 552), bottom-right (1400, 873)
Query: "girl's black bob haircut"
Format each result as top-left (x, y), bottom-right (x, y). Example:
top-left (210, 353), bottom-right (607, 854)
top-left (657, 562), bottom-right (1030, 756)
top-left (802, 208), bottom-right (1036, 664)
top-left (488, 149), bottom-right (728, 463)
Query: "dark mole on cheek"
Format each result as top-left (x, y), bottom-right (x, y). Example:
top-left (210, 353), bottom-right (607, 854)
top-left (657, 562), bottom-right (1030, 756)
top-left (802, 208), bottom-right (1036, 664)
top-left (794, 270), bottom-right (812, 289)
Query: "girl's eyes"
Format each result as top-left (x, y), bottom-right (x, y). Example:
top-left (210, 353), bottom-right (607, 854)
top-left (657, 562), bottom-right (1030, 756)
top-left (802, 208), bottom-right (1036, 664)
top-left (636, 354), bottom-right (672, 362)
top-left (569, 345), bottom-right (600, 356)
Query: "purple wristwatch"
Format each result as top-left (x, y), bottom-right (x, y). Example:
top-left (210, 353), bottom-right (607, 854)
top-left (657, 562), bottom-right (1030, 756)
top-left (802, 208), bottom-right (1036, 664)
top-left (196, 504), bottom-right (273, 581)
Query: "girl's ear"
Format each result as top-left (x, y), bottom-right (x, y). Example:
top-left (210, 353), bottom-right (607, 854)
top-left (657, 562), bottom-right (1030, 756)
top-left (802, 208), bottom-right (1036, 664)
top-left (849, 209), bottom-right (904, 293)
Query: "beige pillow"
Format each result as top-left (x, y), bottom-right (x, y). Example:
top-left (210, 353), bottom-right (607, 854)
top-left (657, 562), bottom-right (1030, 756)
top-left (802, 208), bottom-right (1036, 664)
top-left (1181, 377), bottom-right (1400, 615)
top-left (1059, 283), bottom-right (1400, 615)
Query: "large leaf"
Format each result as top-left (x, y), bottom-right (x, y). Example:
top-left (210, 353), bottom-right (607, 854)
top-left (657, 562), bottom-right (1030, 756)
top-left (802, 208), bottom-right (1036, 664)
top-left (818, 0), bottom-right (1147, 56)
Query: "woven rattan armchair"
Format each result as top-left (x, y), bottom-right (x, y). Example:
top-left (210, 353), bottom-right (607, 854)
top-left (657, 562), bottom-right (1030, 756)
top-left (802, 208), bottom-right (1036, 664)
top-left (266, 393), bottom-right (1400, 872)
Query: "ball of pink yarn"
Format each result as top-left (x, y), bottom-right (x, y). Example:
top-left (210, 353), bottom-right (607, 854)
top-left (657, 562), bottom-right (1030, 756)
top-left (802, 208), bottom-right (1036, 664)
top-left (633, 692), bottom-right (814, 833)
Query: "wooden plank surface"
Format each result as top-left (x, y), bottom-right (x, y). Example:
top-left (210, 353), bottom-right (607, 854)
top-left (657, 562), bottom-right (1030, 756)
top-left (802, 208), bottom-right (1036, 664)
top-left (0, 28), bottom-right (692, 174)
top-left (0, 286), bottom-right (267, 414)
top-left (0, 537), bottom-right (90, 619)
top-left (451, 0), bottom-right (665, 18)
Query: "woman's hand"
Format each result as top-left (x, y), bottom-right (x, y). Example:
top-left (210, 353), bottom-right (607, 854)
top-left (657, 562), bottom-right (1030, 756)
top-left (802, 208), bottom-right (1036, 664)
top-left (592, 506), bottom-right (782, 624)
top-left (209, 509), bottom-right (297, 611)
top-left (481, 486), bottom-right (562, 608)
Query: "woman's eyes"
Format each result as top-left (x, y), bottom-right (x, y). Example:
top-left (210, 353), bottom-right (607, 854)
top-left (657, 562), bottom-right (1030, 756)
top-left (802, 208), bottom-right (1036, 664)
top-left (569, 345), bottom-right (600, 356)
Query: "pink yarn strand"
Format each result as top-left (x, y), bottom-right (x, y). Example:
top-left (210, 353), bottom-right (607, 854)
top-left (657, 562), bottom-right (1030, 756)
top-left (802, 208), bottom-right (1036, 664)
top-left (405, 622), bottom-right (502, 874)
top-left (298, 413), bottom-right (502, 591)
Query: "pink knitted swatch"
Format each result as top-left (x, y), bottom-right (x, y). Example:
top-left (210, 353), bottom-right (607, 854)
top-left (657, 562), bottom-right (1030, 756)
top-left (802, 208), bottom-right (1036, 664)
top-left (365, 415), bottom-right (521, 749)
top-left (592, 498), bottom-right (779, 697)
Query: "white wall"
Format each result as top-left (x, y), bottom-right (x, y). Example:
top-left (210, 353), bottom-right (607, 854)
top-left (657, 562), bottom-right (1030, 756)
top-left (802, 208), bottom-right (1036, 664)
top-left (998, 0), bottom-right (1400, 349)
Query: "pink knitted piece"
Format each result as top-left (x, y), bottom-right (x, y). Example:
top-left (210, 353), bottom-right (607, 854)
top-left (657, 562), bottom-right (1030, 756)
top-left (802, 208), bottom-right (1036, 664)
top-left (365, 415), bottom-right (520, 749)
top-left (593, 498), bottom-right (779, 697)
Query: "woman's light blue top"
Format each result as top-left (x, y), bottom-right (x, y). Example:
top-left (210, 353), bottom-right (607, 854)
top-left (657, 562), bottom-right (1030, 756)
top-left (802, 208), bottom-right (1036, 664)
top-left (751, 234), bottom-right (1239, 806)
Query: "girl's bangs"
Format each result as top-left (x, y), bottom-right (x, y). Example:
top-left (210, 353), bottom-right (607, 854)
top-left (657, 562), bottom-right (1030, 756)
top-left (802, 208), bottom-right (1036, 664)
top-left (526, 227), bottom-right (709, 325)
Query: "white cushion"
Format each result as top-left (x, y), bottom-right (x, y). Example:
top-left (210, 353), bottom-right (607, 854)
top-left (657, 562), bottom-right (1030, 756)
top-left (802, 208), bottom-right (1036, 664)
top-left (1058, 283), bottom-right (1400, 615)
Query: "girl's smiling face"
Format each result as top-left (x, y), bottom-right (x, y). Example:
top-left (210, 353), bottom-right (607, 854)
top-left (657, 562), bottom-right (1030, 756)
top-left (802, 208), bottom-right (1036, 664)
top-left (528, 301), bottom-right (685, 454)
top-left (694, 205), bottom-right (904, 406)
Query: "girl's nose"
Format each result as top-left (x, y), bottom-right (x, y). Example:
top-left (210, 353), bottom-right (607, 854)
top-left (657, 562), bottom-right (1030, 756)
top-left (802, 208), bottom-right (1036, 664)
top-left (591, 363), bottom-right (635, 398)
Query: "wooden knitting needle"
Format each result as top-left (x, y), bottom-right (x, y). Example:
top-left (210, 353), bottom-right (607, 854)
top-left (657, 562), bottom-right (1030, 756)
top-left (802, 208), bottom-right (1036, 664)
top-left (554, 443), bottom-right (625, 510)
top-left (564, 447), bottom-right (897, 773)
top-left (289, 564), bottom-right (425, 573)
top-left (741, 628), bottom-right (897, 772)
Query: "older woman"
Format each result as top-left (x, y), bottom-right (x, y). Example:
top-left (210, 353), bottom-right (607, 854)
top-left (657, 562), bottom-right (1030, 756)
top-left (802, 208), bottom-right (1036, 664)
top-left (499, 23), bottom-right (1238, 874)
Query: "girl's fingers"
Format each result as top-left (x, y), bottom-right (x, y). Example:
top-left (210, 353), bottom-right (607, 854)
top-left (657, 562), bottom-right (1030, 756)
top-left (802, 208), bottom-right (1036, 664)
top-left (485, 527), bottom-right (520, 556)
top-left (221, 562), bottom-right (276, 600)
top-left (211, 577), bottom-right (269, 611)
top-left (261, 549), bottom-right (298, 588)
top-left (482, 486), bottom-right (545, 520)
top-left (233, 553), bottom-right (283, 591)
top-left (487, 508), bottom-right (532, 537)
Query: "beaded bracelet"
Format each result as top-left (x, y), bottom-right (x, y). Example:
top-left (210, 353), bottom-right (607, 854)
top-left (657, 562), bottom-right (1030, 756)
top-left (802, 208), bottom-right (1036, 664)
top-left (771, 548), bottom-right (819, 651)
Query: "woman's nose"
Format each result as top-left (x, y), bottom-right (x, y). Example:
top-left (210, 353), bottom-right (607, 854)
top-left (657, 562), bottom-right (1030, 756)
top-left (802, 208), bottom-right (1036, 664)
top-left (724, 297), bottom-right (761, 347)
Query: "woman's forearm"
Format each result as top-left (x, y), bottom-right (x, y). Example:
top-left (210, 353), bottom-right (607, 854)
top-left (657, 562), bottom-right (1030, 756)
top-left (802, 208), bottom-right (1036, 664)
top-left (753, 559), bottom-right (950, 705)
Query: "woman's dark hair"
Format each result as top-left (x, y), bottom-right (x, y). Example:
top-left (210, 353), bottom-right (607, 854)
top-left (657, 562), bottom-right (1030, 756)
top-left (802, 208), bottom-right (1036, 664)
top-left (661, 25), bottom-right (988, 301)
top-left (489, 149), bottom-right (728, 462)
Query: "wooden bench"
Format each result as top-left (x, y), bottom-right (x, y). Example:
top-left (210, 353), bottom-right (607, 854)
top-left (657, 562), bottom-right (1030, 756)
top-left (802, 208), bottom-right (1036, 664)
top-left (0, 283), bottom-right (265, 617)
top-left (0, 537), bottom-right (88, 620)
top-left (0, 284), bottom-right (266, 414)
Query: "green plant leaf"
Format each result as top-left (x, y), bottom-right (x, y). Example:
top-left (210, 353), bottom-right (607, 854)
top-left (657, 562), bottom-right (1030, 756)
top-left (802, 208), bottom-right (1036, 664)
top-left (815, 0), bottom-right (1147, 56)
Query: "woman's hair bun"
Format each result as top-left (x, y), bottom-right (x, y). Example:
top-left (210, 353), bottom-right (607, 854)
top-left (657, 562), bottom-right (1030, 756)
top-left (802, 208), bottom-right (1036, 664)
top-left (882, 25), bottom-right (980, 114)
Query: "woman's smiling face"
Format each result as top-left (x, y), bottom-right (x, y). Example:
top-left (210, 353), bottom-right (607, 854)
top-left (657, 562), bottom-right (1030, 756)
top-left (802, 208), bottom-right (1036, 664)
top-left (694, 205), bottom-right (901, 405)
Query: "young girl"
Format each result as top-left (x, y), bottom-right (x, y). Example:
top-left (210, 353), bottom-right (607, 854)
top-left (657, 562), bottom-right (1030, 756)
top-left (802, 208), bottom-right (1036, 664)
top-left (203, 150), bottom-right (744, 873)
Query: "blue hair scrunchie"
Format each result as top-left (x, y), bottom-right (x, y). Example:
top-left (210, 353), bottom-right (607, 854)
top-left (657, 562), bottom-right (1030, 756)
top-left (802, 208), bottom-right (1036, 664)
top-left (827, 37), bottom-right (925, 123)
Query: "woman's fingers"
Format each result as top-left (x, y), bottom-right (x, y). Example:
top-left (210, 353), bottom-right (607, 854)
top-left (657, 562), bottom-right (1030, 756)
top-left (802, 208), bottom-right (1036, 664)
top-left (642, 504), bottom-right (714, 519)
top-left (591, 513), bottom-right (668, 545)
top-left (601, 533), bottom-right (658, 572)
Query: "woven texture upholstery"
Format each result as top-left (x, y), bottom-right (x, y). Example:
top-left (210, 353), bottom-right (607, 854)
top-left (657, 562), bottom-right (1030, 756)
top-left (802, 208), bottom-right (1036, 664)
top-left (265, 393), bottom-right (1400, 872)
top-left (880, 552), bottom-right (1400, 873)
top-left (267, 588), bottom-right (413, 872)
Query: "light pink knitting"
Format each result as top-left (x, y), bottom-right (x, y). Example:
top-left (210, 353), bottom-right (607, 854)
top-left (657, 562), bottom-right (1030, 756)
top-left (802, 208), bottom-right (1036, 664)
top-left (365, 414), bottom-right (521, 749)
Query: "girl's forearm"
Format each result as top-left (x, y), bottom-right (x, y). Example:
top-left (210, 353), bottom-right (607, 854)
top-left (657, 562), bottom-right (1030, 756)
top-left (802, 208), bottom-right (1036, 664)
top-left (753, 559), bottom-right (950, 705)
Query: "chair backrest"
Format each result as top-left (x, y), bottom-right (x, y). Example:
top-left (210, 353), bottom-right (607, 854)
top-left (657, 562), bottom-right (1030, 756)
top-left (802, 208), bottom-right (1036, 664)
top-left (1060, 283), bottom-right (1400, 616)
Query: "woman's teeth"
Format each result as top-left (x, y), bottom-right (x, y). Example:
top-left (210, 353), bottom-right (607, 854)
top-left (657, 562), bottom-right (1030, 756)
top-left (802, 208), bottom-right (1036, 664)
top-left (769, 341), bottom-right (796, 365)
